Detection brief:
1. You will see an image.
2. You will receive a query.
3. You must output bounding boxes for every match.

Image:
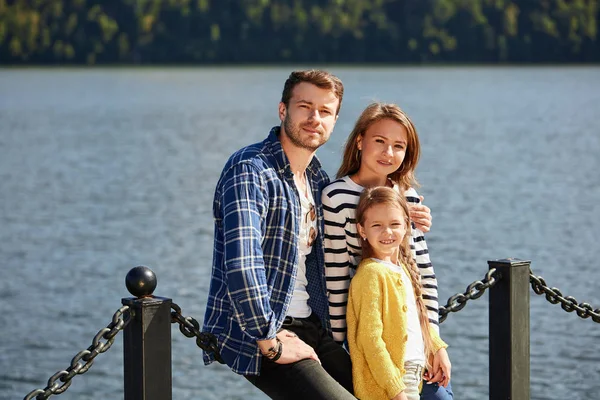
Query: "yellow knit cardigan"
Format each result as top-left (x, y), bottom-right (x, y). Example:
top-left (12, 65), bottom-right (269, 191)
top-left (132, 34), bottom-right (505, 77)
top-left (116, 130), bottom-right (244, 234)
top-left (347, 258), bottom-right (448, 400)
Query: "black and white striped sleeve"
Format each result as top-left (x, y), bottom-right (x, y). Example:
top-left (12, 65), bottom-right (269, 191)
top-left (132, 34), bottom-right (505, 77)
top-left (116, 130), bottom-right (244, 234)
top-left (322, 184), bottom-right (356, 344)
top-left (406, 188), bottom-right (440, 333)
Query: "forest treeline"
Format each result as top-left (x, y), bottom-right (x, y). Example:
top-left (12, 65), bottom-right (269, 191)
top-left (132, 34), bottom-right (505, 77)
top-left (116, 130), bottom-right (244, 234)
top-left (1, 0), bottom-right (598, 64)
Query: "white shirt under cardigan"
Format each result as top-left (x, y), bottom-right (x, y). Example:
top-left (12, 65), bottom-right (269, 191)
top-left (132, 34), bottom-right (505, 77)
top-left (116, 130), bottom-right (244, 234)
top-left (322, 175), bottom-right (440, 344)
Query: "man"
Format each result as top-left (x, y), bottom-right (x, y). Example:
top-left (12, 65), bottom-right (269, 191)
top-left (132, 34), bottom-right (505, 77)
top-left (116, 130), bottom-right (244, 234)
top-left (202, 70), bottom-right (355, 400)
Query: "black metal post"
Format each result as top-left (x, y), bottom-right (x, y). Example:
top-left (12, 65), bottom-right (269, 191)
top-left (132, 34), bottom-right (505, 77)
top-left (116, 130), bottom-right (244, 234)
top-left (122, 266), bottom-right (172, 400)
top-left (488, 258), bottom-right (531, 400)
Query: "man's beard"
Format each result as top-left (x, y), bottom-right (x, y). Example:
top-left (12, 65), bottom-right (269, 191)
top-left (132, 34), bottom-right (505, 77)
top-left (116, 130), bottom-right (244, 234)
top-left (283, 115), bottom-right (328, 152)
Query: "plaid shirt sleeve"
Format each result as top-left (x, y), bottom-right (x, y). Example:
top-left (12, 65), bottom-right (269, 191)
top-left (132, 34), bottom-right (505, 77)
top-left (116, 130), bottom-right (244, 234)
top-left (217, 162), bottom-right (279, 341)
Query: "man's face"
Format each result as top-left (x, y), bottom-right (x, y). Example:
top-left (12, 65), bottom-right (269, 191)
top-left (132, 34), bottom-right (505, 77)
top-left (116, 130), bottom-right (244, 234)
top-left (278, 82), bottom-right (339, 152)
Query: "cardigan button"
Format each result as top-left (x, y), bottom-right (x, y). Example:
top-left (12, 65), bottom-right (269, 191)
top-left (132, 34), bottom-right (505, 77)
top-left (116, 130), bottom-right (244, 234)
top-left (402, 305), bottom-right (408, 312)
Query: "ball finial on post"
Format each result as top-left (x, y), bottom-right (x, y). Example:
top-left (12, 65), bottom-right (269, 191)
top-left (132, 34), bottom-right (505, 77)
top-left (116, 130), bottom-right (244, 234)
top-left (126, 266), bottom-right (157, 298)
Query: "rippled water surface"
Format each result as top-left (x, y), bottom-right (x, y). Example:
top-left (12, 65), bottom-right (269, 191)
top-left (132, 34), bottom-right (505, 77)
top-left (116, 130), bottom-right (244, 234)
top-left (1, 66), bottom-right (599, 400)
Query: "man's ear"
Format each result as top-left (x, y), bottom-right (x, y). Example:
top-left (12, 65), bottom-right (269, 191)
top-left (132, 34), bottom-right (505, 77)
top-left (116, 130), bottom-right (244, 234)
top-left (278, 102), bottom-right (286, 122)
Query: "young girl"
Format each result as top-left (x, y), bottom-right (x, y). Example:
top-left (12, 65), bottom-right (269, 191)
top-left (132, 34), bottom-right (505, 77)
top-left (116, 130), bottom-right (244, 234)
top-left (347, 187), bottom-right (451, 400)
top-left (323, 103), bottom-right (453, 399)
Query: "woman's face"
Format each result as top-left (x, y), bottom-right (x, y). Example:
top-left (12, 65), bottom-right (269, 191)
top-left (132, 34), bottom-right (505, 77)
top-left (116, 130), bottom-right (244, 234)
top-left (357, 118), bottom-right (408, 179)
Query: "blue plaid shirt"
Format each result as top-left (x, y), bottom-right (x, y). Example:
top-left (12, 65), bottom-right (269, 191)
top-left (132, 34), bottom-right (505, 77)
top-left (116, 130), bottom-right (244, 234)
top-left (202, 127), bottom-right (331, 375)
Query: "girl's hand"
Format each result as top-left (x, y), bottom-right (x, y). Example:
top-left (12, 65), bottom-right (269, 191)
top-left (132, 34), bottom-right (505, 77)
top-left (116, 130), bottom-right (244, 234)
top-left (426, 348), bottom-right (451, 387)
top-left (391, 391), bottom-right (408, 400)
top-left (408, 196), bottom-right (432, 233)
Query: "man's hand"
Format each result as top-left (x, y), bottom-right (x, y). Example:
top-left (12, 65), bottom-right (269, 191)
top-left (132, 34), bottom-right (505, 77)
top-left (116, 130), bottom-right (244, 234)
top-left (424, 348), bottom-right (451, 387)
top-left (258, 330), bottom-right (320, 365)
top-left (407, 196), bottom-right (432, 233)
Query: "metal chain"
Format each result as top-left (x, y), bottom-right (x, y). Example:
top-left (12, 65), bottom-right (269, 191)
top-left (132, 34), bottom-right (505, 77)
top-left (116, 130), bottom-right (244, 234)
top-left (170, 303), bottom-right (225, 364)
top-left (23, 267), bottom-right (597, 400)
top-left (23, 306), bottom-right (131, 400)
top-left (438, 268), bottom-right (499, 324)
top-left (529, 270), bottom-right (600, 323)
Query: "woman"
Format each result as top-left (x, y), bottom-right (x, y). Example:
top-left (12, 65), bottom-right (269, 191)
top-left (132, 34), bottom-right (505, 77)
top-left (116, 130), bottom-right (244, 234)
top-left (323, 103), bottom-right (453, 400)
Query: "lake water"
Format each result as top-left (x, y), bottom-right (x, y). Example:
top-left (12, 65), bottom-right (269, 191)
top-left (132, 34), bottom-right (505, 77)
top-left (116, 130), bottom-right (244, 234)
top-left (1, 66), bottom-right (599, 400)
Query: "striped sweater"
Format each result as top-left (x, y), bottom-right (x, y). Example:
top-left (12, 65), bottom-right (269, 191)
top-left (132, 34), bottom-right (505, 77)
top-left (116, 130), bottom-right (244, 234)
top-left (322, 175), bottom-right (439, 344)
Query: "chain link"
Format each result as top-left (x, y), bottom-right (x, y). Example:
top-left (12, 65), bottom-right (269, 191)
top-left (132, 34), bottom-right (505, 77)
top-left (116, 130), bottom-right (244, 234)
top-left (530, 270), bottom-right (600, 323)
top-left (170, 303), bottom-right (224, 364)
top-left (23, 306), bottom-right (131, 400)
top-left (438, 268), bottom-right (499, 324)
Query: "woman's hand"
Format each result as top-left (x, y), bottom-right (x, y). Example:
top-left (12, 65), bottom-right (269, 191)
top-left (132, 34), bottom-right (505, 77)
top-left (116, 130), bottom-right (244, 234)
top-left (408, 196), bottom-right (432, 233)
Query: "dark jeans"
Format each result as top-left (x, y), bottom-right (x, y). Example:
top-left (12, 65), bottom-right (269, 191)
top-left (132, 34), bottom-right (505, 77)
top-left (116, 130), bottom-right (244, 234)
top-left (245, 313), bottom-right (355, 400)
top-left (421, 380), bottom-right (454, 400)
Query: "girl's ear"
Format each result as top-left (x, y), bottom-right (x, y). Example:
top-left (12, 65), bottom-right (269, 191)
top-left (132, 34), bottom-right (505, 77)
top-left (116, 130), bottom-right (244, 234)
top-left (357, 223), bottom-right (366, 241)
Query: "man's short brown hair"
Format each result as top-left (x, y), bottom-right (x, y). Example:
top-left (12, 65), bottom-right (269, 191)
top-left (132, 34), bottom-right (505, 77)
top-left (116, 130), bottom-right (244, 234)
top-left (281, 70), bottom-right (344, 115)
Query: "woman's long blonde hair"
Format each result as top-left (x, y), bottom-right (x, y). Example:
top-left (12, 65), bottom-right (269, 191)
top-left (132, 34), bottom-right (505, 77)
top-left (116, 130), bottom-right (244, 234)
top-left (336, 103), bottom-right (421, 190)
top-left (356, 186), bottom-right (436, 369)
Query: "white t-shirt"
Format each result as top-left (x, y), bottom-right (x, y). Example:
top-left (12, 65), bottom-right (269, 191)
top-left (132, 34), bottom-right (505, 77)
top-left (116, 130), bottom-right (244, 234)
top-left (286, 173), bottom-right (316, 318)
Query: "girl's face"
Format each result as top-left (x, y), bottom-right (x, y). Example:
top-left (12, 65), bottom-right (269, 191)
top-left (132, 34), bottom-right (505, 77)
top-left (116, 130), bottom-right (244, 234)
top-left (356, 118), bottom-right (408, 179)
top-left (358, 203), bottom-right (408, 262)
